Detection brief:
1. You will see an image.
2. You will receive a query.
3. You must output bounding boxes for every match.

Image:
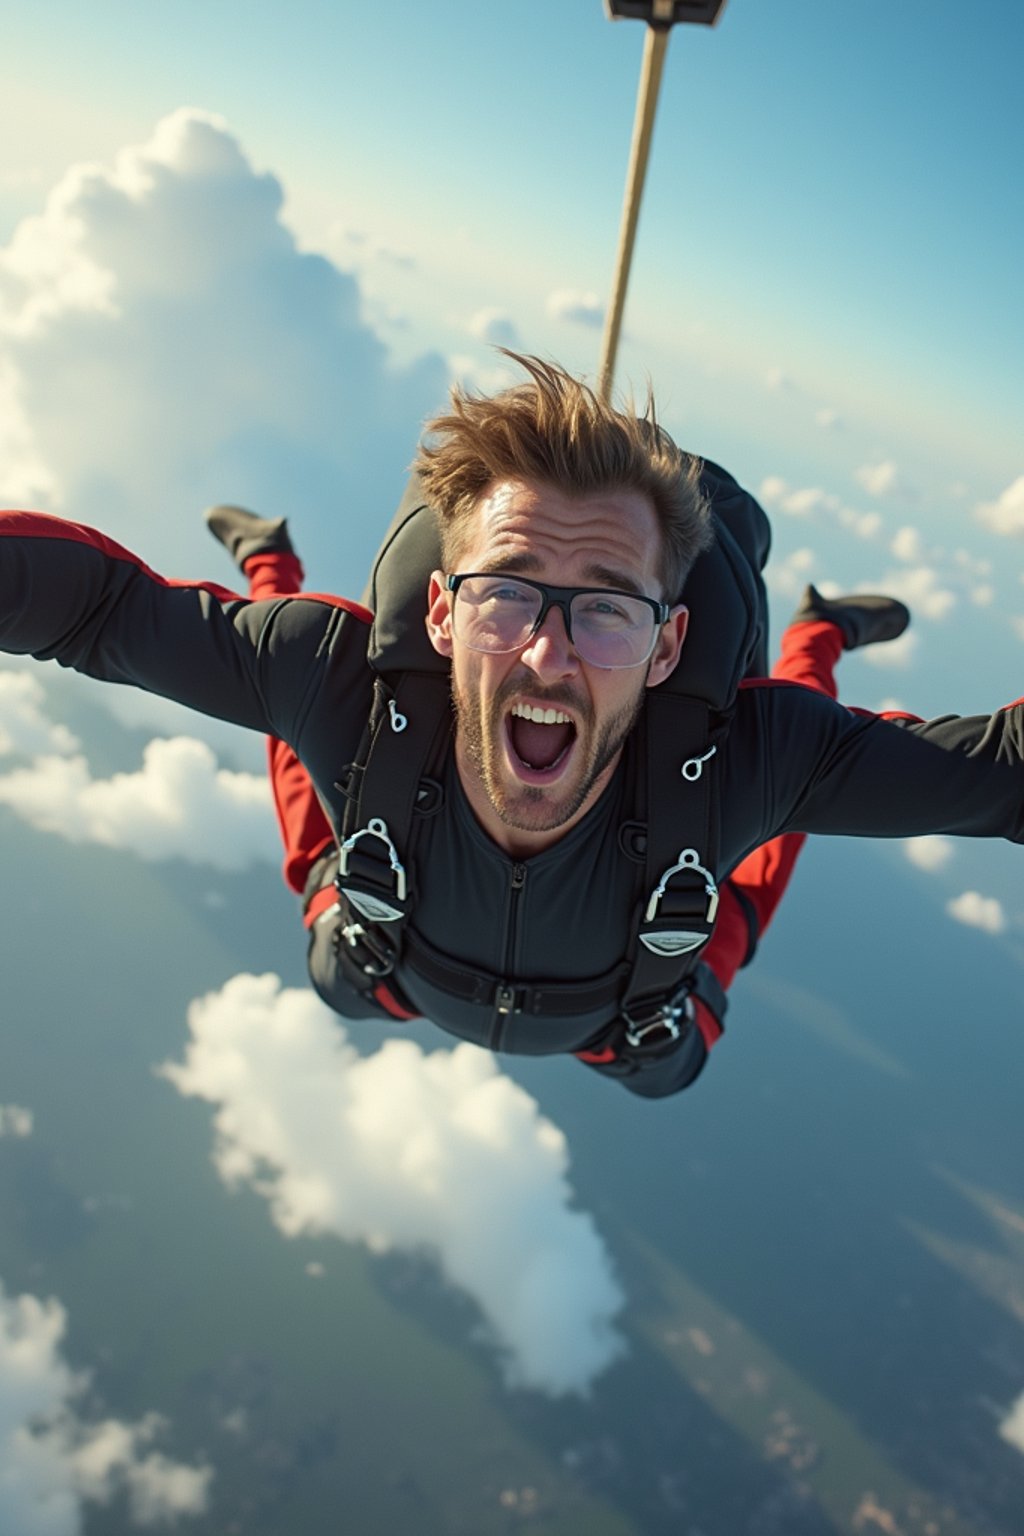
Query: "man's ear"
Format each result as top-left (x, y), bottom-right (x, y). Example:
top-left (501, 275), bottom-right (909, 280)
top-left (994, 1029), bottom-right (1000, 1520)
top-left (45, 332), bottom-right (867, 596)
top-left (425, 570), bottom-right (454, 658)
top-left (646, 604), bottom-right (688, 688)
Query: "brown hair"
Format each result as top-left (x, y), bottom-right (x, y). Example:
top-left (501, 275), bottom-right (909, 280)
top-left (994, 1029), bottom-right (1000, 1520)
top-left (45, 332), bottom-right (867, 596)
top-left (413, 352), bottom-right (712, 600)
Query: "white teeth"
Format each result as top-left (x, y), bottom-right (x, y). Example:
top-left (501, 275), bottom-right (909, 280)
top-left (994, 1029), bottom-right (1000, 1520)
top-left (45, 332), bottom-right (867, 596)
top-left (510, 703), bottom-right (572, 725)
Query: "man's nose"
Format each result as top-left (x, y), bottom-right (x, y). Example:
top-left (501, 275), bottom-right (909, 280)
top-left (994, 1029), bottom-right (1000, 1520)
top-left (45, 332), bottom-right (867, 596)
top-left (518, 606), bottom-right (579, 678)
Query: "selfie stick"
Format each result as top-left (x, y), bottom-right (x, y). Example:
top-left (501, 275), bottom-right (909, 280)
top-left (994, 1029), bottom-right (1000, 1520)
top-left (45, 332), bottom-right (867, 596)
top-left (598, 1), bottom-right (728, 402)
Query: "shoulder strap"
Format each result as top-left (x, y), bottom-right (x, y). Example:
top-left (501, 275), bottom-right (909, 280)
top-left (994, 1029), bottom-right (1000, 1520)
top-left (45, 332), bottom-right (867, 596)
top-left (336, 671), bottom-right (450, 926)
top-left (618, 691), bottom-right (727, 1036)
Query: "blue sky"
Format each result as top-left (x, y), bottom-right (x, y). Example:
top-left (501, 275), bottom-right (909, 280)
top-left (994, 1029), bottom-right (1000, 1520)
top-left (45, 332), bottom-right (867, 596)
top-left (2, 0), bottom-right (1019, 494)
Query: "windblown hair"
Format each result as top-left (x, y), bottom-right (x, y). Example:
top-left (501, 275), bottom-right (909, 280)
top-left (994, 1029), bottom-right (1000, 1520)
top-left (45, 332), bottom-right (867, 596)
top-left (413, 352), bottom-right (713, 600)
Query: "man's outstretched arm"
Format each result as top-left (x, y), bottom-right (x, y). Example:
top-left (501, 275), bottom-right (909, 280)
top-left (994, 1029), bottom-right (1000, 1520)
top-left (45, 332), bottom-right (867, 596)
top-left (0, 509), bottom-right (370, 749)
top-left (731, 679), bottom-right (1024, 857)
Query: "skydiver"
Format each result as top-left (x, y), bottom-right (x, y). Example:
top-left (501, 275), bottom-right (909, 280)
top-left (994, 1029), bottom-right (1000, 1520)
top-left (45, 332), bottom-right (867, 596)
top-left (206, 498), bottom-right (907, 1094)
top-left (2, 354), bottom-right (1022, 1101)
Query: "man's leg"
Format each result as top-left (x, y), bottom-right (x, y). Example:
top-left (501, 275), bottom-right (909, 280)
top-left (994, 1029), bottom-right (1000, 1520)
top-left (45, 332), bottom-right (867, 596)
top-left (206, 505), bottom-right (334, 896)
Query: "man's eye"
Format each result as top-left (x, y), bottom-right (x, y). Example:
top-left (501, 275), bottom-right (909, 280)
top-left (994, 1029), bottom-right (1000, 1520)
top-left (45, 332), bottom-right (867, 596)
top-left (483, 584), bottom-right (531, 604)
top-left (581, 597), bottom-right (630, 620)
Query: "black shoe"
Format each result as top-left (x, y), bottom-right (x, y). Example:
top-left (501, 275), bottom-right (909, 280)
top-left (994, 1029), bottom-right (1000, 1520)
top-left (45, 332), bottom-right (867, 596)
top-left (791, 583), bottom-right (910, 651)
top-left (205, 504), bottom-right (296, 571)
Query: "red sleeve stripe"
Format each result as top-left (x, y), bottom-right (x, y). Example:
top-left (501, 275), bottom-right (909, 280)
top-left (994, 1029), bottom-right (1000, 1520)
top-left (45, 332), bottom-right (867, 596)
top-left (0, 509), bottom-right (373, 625)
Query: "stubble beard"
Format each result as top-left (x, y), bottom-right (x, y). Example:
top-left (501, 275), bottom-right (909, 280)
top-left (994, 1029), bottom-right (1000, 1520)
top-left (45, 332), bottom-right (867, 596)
top-left (453, 672), bottom-right (646, 835)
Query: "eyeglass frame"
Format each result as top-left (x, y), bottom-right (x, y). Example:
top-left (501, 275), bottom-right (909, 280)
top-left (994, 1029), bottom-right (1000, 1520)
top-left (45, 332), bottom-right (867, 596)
top-left (444, 572), bottom-right (672, 669)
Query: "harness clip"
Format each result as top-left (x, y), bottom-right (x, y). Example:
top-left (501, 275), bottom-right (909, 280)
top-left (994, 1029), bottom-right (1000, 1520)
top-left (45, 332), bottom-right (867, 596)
top-left (640, 847), bottom-right (719, 956)
top-left (337, 816), bottom-right (407, 922)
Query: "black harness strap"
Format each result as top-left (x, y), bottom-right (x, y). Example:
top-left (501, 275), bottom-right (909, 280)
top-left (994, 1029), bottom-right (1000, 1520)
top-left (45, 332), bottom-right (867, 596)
top-left (616, 690), bottom-right (726, 1044)
top-left (401, 926), bottom-right (631, 1015)
top-left (336, 671), bottom-right (450, 926)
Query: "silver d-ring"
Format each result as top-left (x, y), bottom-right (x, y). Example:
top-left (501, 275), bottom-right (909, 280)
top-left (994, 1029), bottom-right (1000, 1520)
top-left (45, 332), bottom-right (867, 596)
top-left (681, 746), bottom-right (716, 782)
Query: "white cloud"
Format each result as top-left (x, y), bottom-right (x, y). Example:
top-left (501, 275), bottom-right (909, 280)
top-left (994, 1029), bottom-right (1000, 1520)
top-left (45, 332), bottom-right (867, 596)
top-left (1, 657), bottom-right (265, 777)
top-left (859, 630), bottom-right (918, 670)
top-left (758, 475), bottom-right (787, 506)
top-left (1000, 1391), bottom-right (1024, 1454)
top-left (946, 891), bottom-right (1006, 935)
top-left (159, 974), bottom-right (626, 1397)
top-left (467, 307), bottom-right (520, 348)
top-left (756, 480), bottom-right (839, 520)
top-left (976, 476), bottom-right (1024, 538)
top-left (781, 487), bottom-right (836, 518)
top-left (765, 547), bottom-right (816, 600)
top-left (970, 584), bottom-right (995, 607)
top-left (837, 507), bottom-right (882, 540)
top-left (1012, 617), bottom-right (1024, 644)
top-left (87, 685), bottom-right (267, 775)
top-left (0, 736), bottom-right (276, 869)
top-left (875, 565), bottom-right (956, 622)
top-left (764, 367), bottom-right (794, 392)
top-left (855, 460), bottom-right (901, 498)
top-left (546, 289), bottom-right (604, 329)
top-left (0, 1105), bottom-right (34, 1137)
top-left (0, 357), bottom-right (60, 506)
top-left (890, 525), bottom-right (925, 563)
top-left (0, 669), bottom-right (78, 758)
top-left (447, 352), bottom-right (516, 396)
top-left (903, 835), bottom-right (953, 873)
top-left (0, 1281), bottom-right (211, 1535)
top-left (0, 109), bottom-right (447, 574)
top-left (954, 548), bottom-right (992, 577)
top-left (815, 407), bottom-right (841, 429)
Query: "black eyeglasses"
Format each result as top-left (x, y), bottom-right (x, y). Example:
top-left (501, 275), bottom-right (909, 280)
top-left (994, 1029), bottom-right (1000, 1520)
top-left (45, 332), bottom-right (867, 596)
top-left (446, 573), bottom-right (670, 669)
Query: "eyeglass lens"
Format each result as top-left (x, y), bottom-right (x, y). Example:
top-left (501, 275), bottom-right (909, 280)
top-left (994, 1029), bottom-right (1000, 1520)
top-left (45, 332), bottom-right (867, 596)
top-left (453, 576), bottom-right (657, 668)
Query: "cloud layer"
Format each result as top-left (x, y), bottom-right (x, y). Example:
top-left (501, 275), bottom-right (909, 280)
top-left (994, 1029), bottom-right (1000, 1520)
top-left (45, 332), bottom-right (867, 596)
top-left (0, 108), bottom-right (447, 578)
top-left (159, 974), bottom-right (625, 1396)
top-left (0, 1281), bottom-right (211, 1534)
top-left (0, 735), bottom-right (275, 870)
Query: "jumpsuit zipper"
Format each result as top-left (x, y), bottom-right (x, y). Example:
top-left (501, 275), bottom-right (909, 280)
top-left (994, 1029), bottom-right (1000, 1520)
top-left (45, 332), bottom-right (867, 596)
top-left (490, 861), bottom-right (527, 1050)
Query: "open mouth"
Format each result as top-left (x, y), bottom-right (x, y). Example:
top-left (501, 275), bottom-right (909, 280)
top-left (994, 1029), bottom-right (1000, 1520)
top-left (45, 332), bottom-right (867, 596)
top-left (505, 702), bottom-right (577, 781)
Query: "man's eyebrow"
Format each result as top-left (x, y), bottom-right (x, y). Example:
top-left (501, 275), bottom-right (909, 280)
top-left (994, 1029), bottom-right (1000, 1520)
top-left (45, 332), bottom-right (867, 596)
top-left (582, 563), bottom-right (645, 596)
top-left (474, 552), bottom-right (646, 595)
top-left (475, 553), bottom-right (542, 576)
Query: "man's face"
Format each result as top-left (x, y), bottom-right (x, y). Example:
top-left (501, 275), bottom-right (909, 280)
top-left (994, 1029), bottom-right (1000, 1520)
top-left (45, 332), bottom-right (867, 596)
top-left (426, 478), bottom-right (688, 855)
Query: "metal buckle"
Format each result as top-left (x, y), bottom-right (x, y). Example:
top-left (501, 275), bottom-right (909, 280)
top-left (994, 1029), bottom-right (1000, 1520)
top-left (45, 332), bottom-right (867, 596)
top-left (623, 994), bottom-right (693, 1050)
top-left (339, 919), bottom-right (395, 979)
top-left (337, 817), bottom-right (407, 923)
top-left (640, 846), bottom-right (719, 956)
